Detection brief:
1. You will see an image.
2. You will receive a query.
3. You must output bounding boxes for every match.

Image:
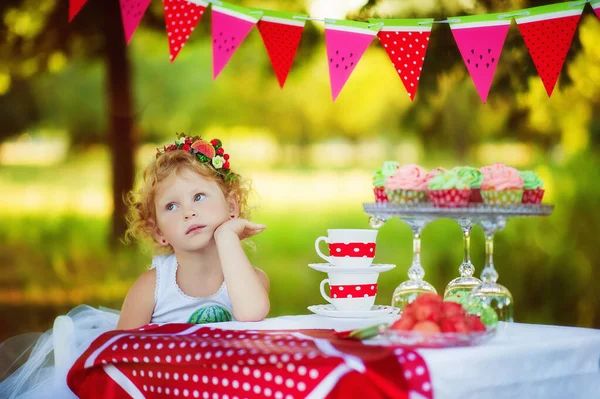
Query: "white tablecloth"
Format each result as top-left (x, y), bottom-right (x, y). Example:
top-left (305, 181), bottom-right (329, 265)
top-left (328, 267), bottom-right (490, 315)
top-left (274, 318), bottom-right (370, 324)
top-left (206, 314), bottom-right (600, 399)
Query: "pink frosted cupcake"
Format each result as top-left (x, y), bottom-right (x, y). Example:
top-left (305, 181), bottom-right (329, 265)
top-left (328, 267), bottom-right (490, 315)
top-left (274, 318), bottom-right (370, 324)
top-left (480, 164), bottom-right (524, 205)
top-left (385, 164), bottom-right (428, 205)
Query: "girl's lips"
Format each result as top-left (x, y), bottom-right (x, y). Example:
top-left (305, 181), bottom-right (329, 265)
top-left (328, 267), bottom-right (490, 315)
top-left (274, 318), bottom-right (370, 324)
top-left (186, 225), bottom-right (206, 235)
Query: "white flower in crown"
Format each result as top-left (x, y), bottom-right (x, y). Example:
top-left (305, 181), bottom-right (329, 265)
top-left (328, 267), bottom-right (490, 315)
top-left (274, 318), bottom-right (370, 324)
top-left (212, 155), bottom-right (225, 169)
top-left (175, 137), bottom-right (186, 145)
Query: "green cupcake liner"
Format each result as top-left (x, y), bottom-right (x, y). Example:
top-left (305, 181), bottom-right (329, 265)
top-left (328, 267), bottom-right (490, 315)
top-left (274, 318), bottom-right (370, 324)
top-left (481, 189), bottom-right (524, 206)
top-left (385, 189), bottom-right (427, 205)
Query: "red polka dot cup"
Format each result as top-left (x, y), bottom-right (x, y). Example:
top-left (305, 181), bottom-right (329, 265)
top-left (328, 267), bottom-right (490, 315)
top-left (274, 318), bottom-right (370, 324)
top-left (319, 272), bottom-right (379, 311)
top-left (314, 229), bottom-right (378, 268)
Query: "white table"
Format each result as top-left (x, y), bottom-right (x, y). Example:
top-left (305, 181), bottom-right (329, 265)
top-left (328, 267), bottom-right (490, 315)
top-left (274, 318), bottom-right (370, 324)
top-left (205, 314), bottom-right (600, 399)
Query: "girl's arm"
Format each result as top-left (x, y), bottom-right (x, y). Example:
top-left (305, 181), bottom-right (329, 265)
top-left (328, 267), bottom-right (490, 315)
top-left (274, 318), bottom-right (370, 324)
top-left (215, 220), bottom-right (270, 322)
top-left (116, 269), bottom-right (156, 330)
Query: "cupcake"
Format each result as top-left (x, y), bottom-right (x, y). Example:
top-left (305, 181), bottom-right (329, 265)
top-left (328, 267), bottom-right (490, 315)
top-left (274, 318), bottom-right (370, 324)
top-left (480, 164), bottom-right (524, 205)
top-left (453, 166), bottom-right (484, 203)
top-left (425, 167), bottom-right (447, 183)
top-left (427, 170), bottom-right (471, 208)
top-left (372, 161), bottom-right (400, 203)
top-left (384, 164), bottom-right (428, 205)
top-left (520, 170), bottom-right (544, 204)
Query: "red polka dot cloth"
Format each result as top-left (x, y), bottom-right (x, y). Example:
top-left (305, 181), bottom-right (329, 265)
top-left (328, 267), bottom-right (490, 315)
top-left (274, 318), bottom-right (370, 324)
top-left (164, 0), bottom-right (208, 62)
top-left (67, 324), bottom-right (432, 399)
top-left (328, 242), bottom-right (376, 258)
top-left (515, 3), bottom-right (584, 97)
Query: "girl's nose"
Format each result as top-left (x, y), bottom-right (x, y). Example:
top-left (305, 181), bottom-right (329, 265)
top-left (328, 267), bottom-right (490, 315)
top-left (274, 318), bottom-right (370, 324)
top-left (184, 210), bottom-right (197, 220)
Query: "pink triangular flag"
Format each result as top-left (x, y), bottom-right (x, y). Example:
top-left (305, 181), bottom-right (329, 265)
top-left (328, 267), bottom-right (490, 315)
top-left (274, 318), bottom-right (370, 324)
top-left (211, 3), bottom-right (259, 80)
top-left (119, 0), bottom-right (152, 44)
top-left (515, 2), bottom-right (584, 97)
top-left (69, 0), bottom-right (88, 22)
top-left (450, 15), bottom-right (510, 103)
top-left (324, 20), bottom-right (378, 101)
top-left (164, 0), bottom-right (208, 62)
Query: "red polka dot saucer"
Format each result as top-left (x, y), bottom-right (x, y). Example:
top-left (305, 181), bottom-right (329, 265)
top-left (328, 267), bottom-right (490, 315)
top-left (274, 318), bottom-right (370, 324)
top-left (308, 304), bottom-right (400, 318)
top-left (308, 263), bottom-right (396, 273)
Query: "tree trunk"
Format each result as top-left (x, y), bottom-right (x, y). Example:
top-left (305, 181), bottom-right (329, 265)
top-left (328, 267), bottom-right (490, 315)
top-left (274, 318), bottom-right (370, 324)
top-left (103, 0), bottom-right (136, 245)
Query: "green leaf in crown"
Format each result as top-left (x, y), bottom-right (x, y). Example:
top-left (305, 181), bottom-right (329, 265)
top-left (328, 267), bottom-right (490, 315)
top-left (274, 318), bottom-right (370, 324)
top-left (188, 304), bottom-right (233, 324)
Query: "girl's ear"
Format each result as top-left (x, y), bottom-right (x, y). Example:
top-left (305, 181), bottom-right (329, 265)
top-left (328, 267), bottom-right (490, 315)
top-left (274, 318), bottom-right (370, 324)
top-left (150, 220), bottom-right (170, 247)
top-left (227, 192), bottom-right (240, 218)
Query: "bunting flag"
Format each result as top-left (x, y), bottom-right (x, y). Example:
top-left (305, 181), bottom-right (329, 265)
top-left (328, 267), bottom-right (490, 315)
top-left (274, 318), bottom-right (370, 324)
top-left (119, 0), bottom-right (152, 44)
top-left (450, 13), bottom-right (511, 103)
top-left (369, 18), bottom-right (433, 101)
top-left (515, 1), bottom-right (585, 97)
top-left (212, 2), bottom-right (260, 80)
top-left (68, 0), bottom-right (88, 22)
top-left (164, 0), bottom-right (208, 62)
top-left (324, 20), bottom-right (380, 101)
top-left (592, 0), bottom-right (600, 19)
top-left (255, 9), bottom-right (307, 88)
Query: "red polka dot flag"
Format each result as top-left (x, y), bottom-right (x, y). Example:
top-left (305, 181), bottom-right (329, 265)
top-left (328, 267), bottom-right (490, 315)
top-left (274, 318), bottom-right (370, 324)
top-left (119, 0), bottom-right (152, 44)
top-left (67, 323), bottom-right (433, 399)
top-left (164, 0), bottom-right (208, 62)
top-left (256, 9), bottom-right (307, 88)
top-left (515, 2), bottom-right (585, 97)
top-left (370, 19), bottom-right (433, 101)
top-left (68, 0), bottom-right (88, 22)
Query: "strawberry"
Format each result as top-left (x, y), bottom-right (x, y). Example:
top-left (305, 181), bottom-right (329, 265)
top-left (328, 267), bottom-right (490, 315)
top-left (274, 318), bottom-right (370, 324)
top-left (447, 315), bottom-right (470, 333)
top-left (401, 303), bottom-right (417, 319)
top-left (413, 293), bottom-right (443, 307)
top-left (415, 302), bottom-right (443, 323)
top-left (442, 301), bottom-right (465, 319)
top-left (466, 315), bottom-right (486, 332)
top-left (440, 318), bottom-right (458, 333)
top-left (412, 321), bottom-right (441, 334)
top-left (391, 315), bottom-right (416, 331)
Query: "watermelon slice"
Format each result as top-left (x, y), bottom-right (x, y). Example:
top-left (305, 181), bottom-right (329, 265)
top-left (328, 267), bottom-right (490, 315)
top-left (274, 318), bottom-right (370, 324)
top-left (324, 20), bottom-right (379, 101)
top-left (68, 0), bottom-right (88, 22)
top-left (450, 14), bottom-right (511, 103)
top-left (256, 9), bottom-right (306, 88)
top-left (119, 0), bottom-right (152, 44)
top-left (370, 19), bottom-right (432, 101)
top-left (515, 2), bottom-right (584, 97)
top-left (164, 0), bottom-right (207, 62)
top-left (191, 139), bottom-right (215, 158)
top-left (211, 3), bottom-right (259, 80)
top-left (593, 1), bottom-right (600, 20)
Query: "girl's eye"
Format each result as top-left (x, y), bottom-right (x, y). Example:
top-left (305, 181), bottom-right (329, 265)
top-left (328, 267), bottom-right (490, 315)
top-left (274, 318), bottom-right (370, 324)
top-left (166, 203), bottom-right (179, 211)
top-left (194, 193), bottom-right (206, 202)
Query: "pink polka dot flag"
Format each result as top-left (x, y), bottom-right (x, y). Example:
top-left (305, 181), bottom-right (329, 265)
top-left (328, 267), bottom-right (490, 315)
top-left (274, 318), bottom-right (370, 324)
top-left (370, 19), bottom-right (433, 101)
top-left (515, 2), bottom-right (585, 97)
top-left (119, 0), bottom-right (152, 44)
top-left (67, 323), bottom-right (433, 398)
top-left (163, 0), bottom-right (208, 62)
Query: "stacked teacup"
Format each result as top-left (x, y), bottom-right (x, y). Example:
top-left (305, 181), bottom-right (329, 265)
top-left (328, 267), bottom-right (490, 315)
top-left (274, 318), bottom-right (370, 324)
top-left (308, 229), bottom-right (398, 318)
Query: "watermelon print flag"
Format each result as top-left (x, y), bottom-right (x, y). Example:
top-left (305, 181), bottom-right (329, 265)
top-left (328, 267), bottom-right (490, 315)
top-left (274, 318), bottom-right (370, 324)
top-left (515, 1), bottom-right (585, 97)
top-left (68, 0), bottom-right (88, 22)
top-left (450, 13), bottom-right (511, 103)
top-left (255, 9), bottom-right (307, 88)
top-left (324, 20), bottom-right (380, 101)
top-left (66, 324), bottom-right (433, 399)
top-left (119, 0), bottom-right (152, 44)
top-left (369, 18), bottom-right (433, 101)
top-left (592, 1), bottom-right (600, 19)
top-left (164, 0), bottom-right (208, 63)
top-left (212, 2), bottom-right (259, 80)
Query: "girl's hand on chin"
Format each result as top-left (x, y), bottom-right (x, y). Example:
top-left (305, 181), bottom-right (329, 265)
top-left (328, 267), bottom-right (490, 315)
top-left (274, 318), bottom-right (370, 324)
top-left (215, 218), bottom-right (267, 240)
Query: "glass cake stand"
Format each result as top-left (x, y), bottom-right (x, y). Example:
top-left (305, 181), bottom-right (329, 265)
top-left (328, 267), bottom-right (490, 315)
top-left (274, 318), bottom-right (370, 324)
top-left (363, 203), bottom-right (554, 322)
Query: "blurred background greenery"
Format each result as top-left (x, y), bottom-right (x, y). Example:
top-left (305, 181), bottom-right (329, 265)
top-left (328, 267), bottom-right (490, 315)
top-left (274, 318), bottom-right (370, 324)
top-left (1, 0), bottom-right (599, 341)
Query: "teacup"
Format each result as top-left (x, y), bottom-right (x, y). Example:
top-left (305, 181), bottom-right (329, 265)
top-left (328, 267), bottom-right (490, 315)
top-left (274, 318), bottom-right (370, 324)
top-left (315, 229), bottom-right (378, 268)
top-left (319, 271), bottom-right (379, 312)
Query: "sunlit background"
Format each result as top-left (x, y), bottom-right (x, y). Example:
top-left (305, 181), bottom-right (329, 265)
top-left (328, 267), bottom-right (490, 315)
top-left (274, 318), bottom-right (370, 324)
top-left (1, 0), bottom-right (600, 340)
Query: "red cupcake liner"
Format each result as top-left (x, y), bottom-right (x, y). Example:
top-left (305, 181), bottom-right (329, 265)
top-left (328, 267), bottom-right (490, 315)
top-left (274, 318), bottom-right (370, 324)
top-left (469, 188), bottom-right (483, 203)
top-left (522, 188), bottom-right (544, 204)
top-left (373, 187), bottom-right (388, 203)
top-left (428, 189), bottom-right (471, 208)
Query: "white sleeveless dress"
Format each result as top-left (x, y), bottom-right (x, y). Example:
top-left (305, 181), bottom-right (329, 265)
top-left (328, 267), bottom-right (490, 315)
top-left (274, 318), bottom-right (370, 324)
top-left (0, 254), bottom-right (234, 398)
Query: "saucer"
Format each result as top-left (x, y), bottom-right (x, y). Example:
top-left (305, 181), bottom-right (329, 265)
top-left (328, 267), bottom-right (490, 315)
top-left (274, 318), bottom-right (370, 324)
top-left (308, 263), bottom-right (396, 274)
top-left (307, 304), bottom-right (400, 318)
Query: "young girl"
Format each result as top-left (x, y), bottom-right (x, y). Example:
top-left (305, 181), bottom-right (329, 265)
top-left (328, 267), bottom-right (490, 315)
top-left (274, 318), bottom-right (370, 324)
top-left (0, 133), bottom-right (270, 398)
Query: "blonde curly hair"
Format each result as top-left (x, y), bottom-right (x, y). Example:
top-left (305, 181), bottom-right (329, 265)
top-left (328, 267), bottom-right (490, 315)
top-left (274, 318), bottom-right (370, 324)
top-left (125, 149), bottom-right (251, 254)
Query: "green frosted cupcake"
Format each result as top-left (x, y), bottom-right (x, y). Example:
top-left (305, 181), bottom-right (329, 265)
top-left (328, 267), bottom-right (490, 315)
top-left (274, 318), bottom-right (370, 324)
top-left (453, 166), bottom-right (484, 203)
top-left (373, 161), bottom-right (399, 203)
top-left (427, 171), bottom-right (471, 208)
top-left (520, 170), bottom-right (545, 204)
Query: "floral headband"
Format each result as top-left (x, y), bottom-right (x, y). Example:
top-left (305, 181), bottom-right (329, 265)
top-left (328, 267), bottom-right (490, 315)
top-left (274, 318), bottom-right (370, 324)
top-left (156, 133), bottom-right (236, 183)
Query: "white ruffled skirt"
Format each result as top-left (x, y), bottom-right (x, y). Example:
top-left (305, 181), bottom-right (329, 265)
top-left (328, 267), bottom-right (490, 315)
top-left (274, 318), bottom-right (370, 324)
top-left (0, 305), bottom-right (119, 399)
